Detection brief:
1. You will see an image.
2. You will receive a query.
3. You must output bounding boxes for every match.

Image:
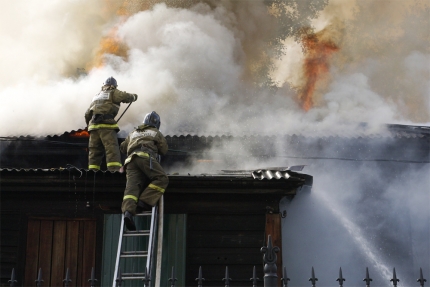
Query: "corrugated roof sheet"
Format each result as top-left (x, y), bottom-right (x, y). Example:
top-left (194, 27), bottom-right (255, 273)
top-left (0, 124), bottom-right (429, 139)
top-left (250, 166), bottom-right (306, 180)
top-left (252, 170), bottom-right (292, 180)
top-left (1, 124), bottom-right (428, 171)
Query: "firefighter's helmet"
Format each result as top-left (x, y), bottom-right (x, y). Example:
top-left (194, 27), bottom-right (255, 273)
top-left (103, 77), bottom-right (117, 87)
top-left (143, 111), bottom-right (161, 129)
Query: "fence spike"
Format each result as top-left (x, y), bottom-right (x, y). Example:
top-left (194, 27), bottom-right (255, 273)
top-left (115, 271), bottom-right (123, 287)
top-left (281, 266), bottom-right (290, 287)
top-left (143, 267), bottom-right (151, 287)
top-left (35, 268), bottom-right (44, 287)
top-left (88, 267), bottom-right (98, 287)
top-left (222, 266), bottom-right (232, 287)
top-left (363, 267), bottom-right (372, 287)
top-left (337, 267), bottom-right (345, 287)
top-left (63, 268), bottom-right (72, 287)
top-left (417, 268), bottom-right (427, 287)
top-left (250, 266), bottom-right (259, 287)
top-left (169, 266), bottom-right (178, 287)
top-left (390, 268), bottom-right (400, 287)
top-left (309, 267), bottom-right (318, 287)
top-left (8, 268), bottom-right (17, 287)
top-left (195, 266), bottom-right (205, 287)
top-left (261, 235), bottom-right (280, 287)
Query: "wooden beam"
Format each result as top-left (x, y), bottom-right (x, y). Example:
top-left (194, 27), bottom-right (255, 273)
top-left (265, 213), bottom-right (282, 287)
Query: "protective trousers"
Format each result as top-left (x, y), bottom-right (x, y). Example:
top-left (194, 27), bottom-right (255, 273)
top-left (88, 129), bottom-right (122, 171)
top-left (121, 156), bottom-right (169, 215)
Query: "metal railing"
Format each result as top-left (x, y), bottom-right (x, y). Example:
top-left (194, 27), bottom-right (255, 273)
top-left (6, 235), bottom-right (428, 287)
top-left (8, 267), bottom-right (98, 287)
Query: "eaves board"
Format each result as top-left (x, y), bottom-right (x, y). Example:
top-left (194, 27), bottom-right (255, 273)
top-left (0, 169), bottom-right (311, 196)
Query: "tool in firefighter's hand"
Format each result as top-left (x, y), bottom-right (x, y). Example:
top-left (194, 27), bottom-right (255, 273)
top-left (116, 102), bottom-right (133, 123)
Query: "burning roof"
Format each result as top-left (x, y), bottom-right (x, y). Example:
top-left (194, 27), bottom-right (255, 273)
top-left (1, 124), bottom-right (428, 171)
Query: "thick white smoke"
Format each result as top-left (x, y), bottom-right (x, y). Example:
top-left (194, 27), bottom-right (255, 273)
top-left (0, 0), bottom-right (428, 283)
top-left (281, 160), bottom-right (430, 287)
top-left (0, 0), bottom-right (428, 137)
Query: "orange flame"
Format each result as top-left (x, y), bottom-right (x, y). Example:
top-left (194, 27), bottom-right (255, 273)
top-left (69, 130), bottom-right (90, 138)
top-left (87, 1), bottom-right (152, 70)
top-left (88, 28), bottom-right (129, 69)
top-left (299, 30), bottom-right (339, 111)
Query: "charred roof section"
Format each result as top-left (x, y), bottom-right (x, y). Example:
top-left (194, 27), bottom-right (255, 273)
top-left (1, 124), bottom-right (428, 170)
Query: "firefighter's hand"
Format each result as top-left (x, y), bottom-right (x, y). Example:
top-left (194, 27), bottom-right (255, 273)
top-left (119, 166), bottom-right (125, 173)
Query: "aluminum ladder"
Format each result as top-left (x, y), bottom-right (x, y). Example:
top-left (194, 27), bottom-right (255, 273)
top-left (112, 205), bottom-right (158, 287)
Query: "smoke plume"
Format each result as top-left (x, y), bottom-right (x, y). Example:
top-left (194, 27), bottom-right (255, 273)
top-left (0, 0), bottom-right (428, 137)
top-left (1, 0), bottom-right (429, 283)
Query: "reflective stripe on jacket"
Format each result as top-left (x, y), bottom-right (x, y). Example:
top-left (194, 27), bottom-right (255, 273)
top-left (120, 124), bottom-right (168, 166)
top-left (85, 86), bottom-right (136, 131)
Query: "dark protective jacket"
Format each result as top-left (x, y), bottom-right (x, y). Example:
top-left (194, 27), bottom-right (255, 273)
top-left (85, 86), bottom-right (137, 131)
top-left (120, 124), bottom-right (168, 165)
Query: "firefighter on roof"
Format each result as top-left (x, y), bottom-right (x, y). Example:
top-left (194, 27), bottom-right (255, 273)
top-left (120, 111), bottom-right (169, 231)
top-left (85, 77), bottom-right (138, 172)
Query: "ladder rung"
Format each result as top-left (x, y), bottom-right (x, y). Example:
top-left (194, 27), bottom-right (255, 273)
top-left (124, 230), bottom-right (150, 237)
top-left (135, 212), bottom-right (152, 217)
top-left (121, 251), bottom-right (148, 255)
top-left (114, 205), bottom-right (158, 286)
top-left (121, 272), bottom-right (145, 276)
top-left (121, 276), bottom-right (147, 280)
top-left (120, 251), bottom-right (148, 258)
top-left (120, 255), bottom-right (148, 258)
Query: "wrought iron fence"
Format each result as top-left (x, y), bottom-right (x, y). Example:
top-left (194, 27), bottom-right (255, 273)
top-left (6, 235), bottom-right (428, 287)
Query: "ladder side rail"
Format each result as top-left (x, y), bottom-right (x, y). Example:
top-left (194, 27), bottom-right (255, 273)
top-left (112, 213), bottom-right (126, 287)
top-left (154, 196), bottom-right (164, 287)
top-left (145, 203), bottom-right (159, 282)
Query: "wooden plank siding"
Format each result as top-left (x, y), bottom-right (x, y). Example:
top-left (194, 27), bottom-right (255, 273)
top-left (100, 214), bottom-right (121, 287)
top-left (65, 221), bottom-right (80, 287)
top-left (1, 168), bottom-right (305, 286)
top-left (38, 220), bottom-right (54, 286)
top-left (23, 218), bottom-right (96, 287)
top-left (186, 214), bottom-right (266, 287)
top-left (82, 220), bottom-right (97, 287)
top-left (51, 221), bottom-right (66, 287)
top-left (101, 214), bottom-right (153, 287)
top-left (265, 213), bottom-right (283, 287)
top-left (100, 214), bottom-right (187, 287)
top-left (24, 220), bottom-right (41, 286)
top-left (160, 214), bottom-right (187, 287)
top-left (0, 217), bottom-right (20, 282)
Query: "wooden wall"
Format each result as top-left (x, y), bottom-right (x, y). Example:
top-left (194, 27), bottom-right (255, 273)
top-left (186, 214), bottom-right (266, 287)
top-left (1, 170), bottom-right (289, 286)
top-left (24, 218), bottom-right (96, 287)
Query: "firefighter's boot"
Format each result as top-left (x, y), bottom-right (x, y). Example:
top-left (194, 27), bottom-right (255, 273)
top-left (124, 211), bottom-right (136, 231)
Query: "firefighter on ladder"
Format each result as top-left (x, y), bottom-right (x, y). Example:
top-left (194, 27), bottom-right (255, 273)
top-left (120, 111), bottom-right (169, 231)
top-left (84, 77), bottom-right (138, 172)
